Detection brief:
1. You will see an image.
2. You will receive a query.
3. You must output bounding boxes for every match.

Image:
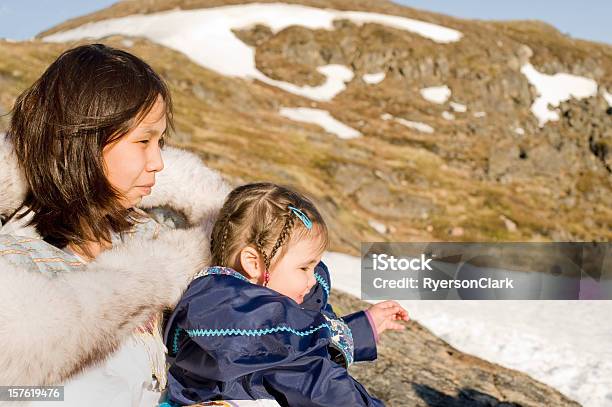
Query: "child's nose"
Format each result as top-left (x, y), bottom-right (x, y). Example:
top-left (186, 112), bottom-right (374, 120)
top-left (307, 271), bottom-right (317, 289)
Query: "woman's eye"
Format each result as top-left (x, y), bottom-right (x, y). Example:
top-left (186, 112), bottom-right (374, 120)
top-left (158, 137), bottom-right (166, 148)
top-left (138, 139), bottom-right (150, 144)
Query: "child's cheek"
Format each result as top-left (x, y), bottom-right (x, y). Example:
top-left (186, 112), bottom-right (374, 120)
top-left (292, 273), bottom-right (307, 297)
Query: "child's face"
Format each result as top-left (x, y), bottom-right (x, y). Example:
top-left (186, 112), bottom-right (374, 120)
top-left (266, 235), bottom-right (323, 304)
top-left (102, 95), bottom-right (166, 208)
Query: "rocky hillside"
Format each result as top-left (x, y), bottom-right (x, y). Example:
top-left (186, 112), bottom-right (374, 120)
top-left (1, 1), bottom-right (609, 405)
top-left (1, 0), bottom-right (611, 253)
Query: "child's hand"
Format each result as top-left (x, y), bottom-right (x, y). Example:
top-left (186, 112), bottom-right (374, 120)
top-left (367, 300), bottom-right (409, 337)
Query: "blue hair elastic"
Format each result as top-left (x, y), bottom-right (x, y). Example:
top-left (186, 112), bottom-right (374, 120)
top-left (288, 206), bottom-right (312, 229)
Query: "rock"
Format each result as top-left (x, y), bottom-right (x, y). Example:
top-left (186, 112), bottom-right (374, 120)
top-left (561, 196), bottom-right (577, 209)
top-left (368, 219), bottom-right (387, 234)
top-left (500, 215), bottom-right (518, 232)
top-left (517, 44), bottom-right (534, 65)
top-left (450, 226), bottom-right (464, 237)
top-left (356, 183), bottom-right (437, 219)
top-left (332, 163), bottom-right (375, 196)
top-left (191, 83), bottom-right (215, 103)
top-left (172, 130), bottom-right (192, 143)
top-left (487, 142), bottom-right (520, 179)
top-left (330, 291), bottom-right (580, 407)
top-left (232, 24), bottom-right (274, 47)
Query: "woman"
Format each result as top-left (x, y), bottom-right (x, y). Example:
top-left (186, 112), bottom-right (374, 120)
top-left (0, 44), bottom-right (230, 405)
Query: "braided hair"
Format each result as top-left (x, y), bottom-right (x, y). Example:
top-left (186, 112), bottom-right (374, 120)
top-left (209, 183), bottom-right (328, 284)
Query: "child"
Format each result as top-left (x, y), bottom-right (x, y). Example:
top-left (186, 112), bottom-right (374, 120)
top-left (164, 183), bottom-right (409, 406)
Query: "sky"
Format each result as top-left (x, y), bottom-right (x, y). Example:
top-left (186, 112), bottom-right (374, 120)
top-left (394, 0), bottom-right (611, 44)
top-left (0, 0), bottom-right (118, 40)
top-left (0, 0), bottom-right (610, 44)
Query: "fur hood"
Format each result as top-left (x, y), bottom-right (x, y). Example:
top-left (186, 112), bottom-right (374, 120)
top-left (0, 133), bottom-right (27, 218)
top-left (0, 135), bottom-right (231, 385)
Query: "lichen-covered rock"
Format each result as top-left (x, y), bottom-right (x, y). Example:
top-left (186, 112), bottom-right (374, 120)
top-left (331, 291), bottom-right (581, 407)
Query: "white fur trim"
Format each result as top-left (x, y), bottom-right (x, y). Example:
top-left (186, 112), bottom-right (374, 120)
top-left (0, 133), bottom-right (27, 218)
top-left (0, 227), bottom-right (209, 385)
top-left (139, 146), bottom-right (231, 231)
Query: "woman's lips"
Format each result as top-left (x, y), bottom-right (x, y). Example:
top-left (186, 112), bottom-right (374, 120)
top-left (138, 184), bottom-right (154, 195)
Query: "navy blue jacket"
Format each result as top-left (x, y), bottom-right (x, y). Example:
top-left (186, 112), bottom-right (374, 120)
top-left (164, 262), bottom-right (383, 406)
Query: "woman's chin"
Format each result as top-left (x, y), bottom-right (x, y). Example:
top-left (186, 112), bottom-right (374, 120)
top-left (119, 196), bottom-right (140, 209)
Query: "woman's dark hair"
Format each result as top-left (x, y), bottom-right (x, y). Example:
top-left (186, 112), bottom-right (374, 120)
top-left (7, 43), bottom-right (174, 256)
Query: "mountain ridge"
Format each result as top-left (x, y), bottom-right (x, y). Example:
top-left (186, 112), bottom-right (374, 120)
top-left (1, 2), bottom-right (610, 404)
top-left (3, 1), bottom-right (611, 250)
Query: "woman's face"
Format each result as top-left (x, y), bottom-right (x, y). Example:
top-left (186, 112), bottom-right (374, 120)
top-left (103, 96), bottom-right (166, 208)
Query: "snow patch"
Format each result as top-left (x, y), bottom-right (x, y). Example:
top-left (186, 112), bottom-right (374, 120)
top-left (43, 4), bottom-right (461, 101)
top-left (515, 127), bottom-right (525, 135)
top-left (420, 85), bottom-right (451, 104)
top-left (520, 63), bottom-right (598, 127)
top-left (473, 111), bottom-right (486, 118)
top-left (442, 111), bottom-right (455, 121)
top-left (381, 113), bottom-right (435, 133)
top-left (279, 107), bottom-right (361, 139)
top-left (604, 90), bottom-right (612, 106)
top-left (362, 72), bottom-right (386, 84)
top-left (322, 251), bottom-right (612, 407)
top-left (395, 118), bottom-right (434, 134)
top-left (368, 220), bottom-right (387, 234)
top-left (449, 101), bottom-right (467, 113)
top-left (336, 10), bottom-right (462, 43)
top-left (270, 64), bottom-right (354, 101)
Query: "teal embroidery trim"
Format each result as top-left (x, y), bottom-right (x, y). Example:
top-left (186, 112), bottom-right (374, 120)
top-left (172, 327), bottom-right (182, 355)
top-left (193, 266), bottom-right (249, 282)
top-left (314, 272), bottom-right (330, 297)
top-left (186, 322), bottom-right (331, 338)
top-left (173, 323), bottom-right (332, 353)
top-left (288, 206), bottom-right (312, 229)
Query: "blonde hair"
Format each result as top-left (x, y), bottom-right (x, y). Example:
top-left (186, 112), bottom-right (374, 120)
top-left (210, 183), bottom-right (329, 273)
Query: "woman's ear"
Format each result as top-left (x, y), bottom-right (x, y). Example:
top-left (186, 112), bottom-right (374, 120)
top-left (239, 246), bottom-right (264, 283)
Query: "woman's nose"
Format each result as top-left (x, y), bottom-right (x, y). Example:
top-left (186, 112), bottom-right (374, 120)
top-left (146, 143), bottom-right (164, 172)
